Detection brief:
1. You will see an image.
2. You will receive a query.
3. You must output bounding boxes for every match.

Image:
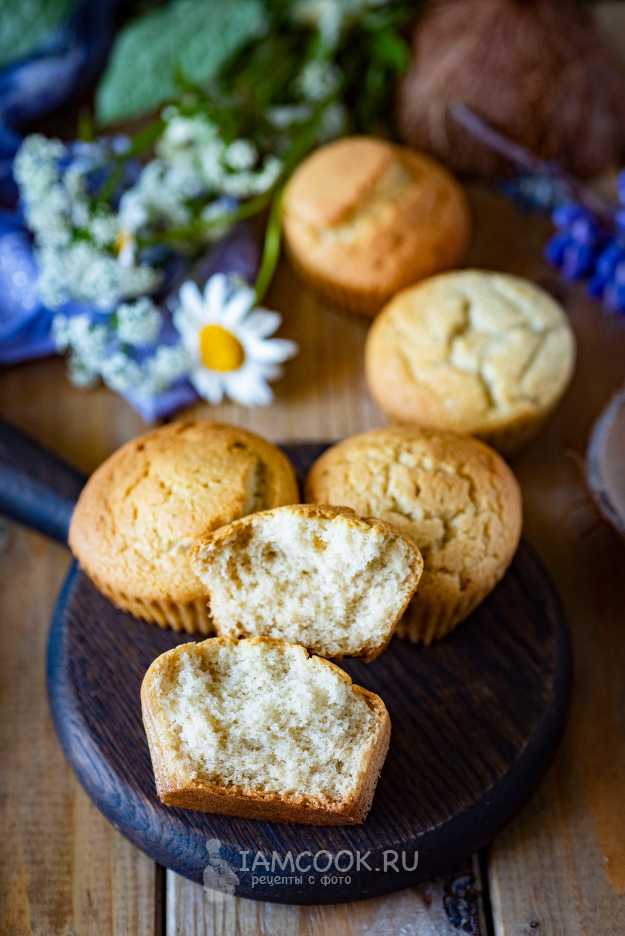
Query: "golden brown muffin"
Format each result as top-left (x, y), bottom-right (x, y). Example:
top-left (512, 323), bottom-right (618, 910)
top-left (69, 420), bottom-right (299, 633)
top-left (305, 425), bottom-right (522, 644)
top-left (282, 136), bottom-right (470, 316)
top-left (365, 270), bottom-right (576, 454)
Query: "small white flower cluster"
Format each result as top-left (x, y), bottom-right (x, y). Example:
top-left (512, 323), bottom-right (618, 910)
top-left (37, 241), bottom-right (160, 310)
top-left (52, 313), bottom-right (110, 387)
top-left (116, 297), bottom-right (163, 347)
top-left (117, 110), bottom-right (283, 241)
top-left (264, 59), bottom-right (345, 145)
top-left (143, 344), bottom-right (193, 396)
top-left (266, 99), bottom-right (346, 143)
top-left (157, 110), bottom-right (284, 201)
top-left (14, 135), bottom-right (162, 310)
top-left (291, 0), bottom-right (389, 50)
top-left (297, 60), bottom-right (342, 101)
top-left (51, 300), bottom-right (191, 399)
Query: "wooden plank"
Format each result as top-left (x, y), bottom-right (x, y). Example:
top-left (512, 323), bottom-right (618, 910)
top-left (0, 186), bottom-right (596, 933)
top-left (0, 182), bottom-right (584, 935)
top-left (0, 523), bottom-right (161, 936)
top-left (0, 377), bottom-right (161, 935)
top-left (487, 276), bottom-right (625, 934)
top-left (47, 510), bottom-right (568, 903)
top-left (0, 260), bottom-right (426, 934)
top-left (166, 856), bottom-right (487, 935)
top-left (458, 86), bottom-right (625, 930)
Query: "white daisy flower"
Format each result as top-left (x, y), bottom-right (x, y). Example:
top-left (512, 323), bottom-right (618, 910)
top-left (173, 274), bottom-right (298, 407)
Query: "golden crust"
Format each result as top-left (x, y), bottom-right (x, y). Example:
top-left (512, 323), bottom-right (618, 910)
top-left (69, 420), bottom-right (299, 624)
top-left (141, 637), bottom-right (391, 825)
top-left (305, 426), bottom-right (522, 643)
top-left (283, 136), bottom-right (470, 317)
top-left (365, 270), bottom-right (576, 454)
top-left (190, 503), bottom-right (424, 661)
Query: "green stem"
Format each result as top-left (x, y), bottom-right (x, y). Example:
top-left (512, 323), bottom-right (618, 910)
top-left (77, 109), bottom-right (95, 142)
top-left (96, 120), bottom-right (165, 208)
top-left (254, 187), bottom-right (284, 302)
top-left (140, 188), bottom-right (274, 248)
top-left (125, 119), bottom-right (165, 158)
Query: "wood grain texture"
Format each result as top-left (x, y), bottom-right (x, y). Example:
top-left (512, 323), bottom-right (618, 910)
top-left (0, 523), bottom-right (161, 936)
top-left (484, 228), bottom-right (625, 935)
top-left (0, 89), bottom-right (624, 930)
top-left (166, 855), bottom-right (487, 935)
top-left (46, 437), bottom-right (570, 904)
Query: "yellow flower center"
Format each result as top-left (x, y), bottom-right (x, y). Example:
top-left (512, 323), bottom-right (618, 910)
top-left (115, 230), bottom-right (132, 254)
top-left (198, 324), bottom-right (245, 372)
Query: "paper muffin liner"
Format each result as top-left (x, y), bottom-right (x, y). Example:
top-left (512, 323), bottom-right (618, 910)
top-left (477, 408), bottom-right (555, 458)
top-left (395, 587), bottom-right (491, 645)
top-left (86, 570), bottom-right (214, 635)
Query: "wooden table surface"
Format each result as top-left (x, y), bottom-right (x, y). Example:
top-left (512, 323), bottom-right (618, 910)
top-left (3, 5), bottom-right (625, 922)
top-left (1, 183), bottom-right (625, 936)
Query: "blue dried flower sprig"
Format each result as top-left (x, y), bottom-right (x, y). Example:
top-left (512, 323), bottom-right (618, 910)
top-left (544, 187), bottom-right (625, 313)
top-left (546, 204), bottom-right (605, 282)
top-left (451, 103), bottom-right (625, 314)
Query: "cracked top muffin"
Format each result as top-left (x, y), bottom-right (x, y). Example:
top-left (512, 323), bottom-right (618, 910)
top-left (282, 136), bottom-right (470, 316)
top-left (69, 420), bottom-right (298, 633)
top-left (305, 425), bottom-right (522, 644)
top-left (365, 270), bottom-right (576, 454)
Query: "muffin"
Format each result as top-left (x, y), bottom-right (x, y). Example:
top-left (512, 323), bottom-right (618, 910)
top-left (282, 136), bottom-right (470, 316)
top-left (305, 425), bottom-right (522, 644)
top-left (69, 420), bottom-right (299, 633)
top-left (365, 270), bottom-right (576, 454)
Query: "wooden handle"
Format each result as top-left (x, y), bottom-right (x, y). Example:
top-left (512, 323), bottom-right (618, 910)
top-left (0, 420), bottom-right (85, 545)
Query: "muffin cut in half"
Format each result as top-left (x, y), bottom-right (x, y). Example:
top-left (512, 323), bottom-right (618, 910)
top-left (191, 504), bottom-right (423, 660)
top-left (68, 420), bottom-right (298, 633)
top-left (141, 637), bottom-right (391, 824)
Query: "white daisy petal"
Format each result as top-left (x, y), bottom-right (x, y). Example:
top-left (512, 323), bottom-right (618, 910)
top-left (203, 273), bottom-right (228, 315)
top-left (247, 379), bottom-right (273, 406)
top-left (179, 281), bottom-right (205, 319)
top-left (173, 308), bottom-right (201, 351)
top-left (177, 301), bottom-right (207, 333)
top-left (190, 367), bottom-right (225, 404)
top-left (223, 287), bottom-right (255, 327)
top-left (246, 337), bottom-right (298, 364)
top-left (224, 368), bottom-right (273, 406)
top-left (245, 310), bottom-right (282, 338)
top-left (257, 362), bottom-right (283, 380)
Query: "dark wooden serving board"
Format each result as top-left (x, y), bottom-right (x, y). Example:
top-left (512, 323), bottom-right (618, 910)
top-left (0, 425), bottom-right (572, 905)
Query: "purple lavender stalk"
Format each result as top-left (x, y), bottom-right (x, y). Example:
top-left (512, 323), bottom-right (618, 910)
top-left (450, 102), bottom-right (625, 312)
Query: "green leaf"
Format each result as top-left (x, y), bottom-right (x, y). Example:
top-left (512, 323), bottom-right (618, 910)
top-left (0, 0), bottom-right (74, 69)
top-left (370, 29), bottom-right (410, 72)
top-left (95, 0), bottom-right (266, 125)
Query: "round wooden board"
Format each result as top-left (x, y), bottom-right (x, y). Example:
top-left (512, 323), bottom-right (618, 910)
top-left (47, 444), bottom-right (572, 905)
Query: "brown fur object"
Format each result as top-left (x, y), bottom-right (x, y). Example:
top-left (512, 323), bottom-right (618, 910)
top-left (397, 0), bottom-right (625, 178)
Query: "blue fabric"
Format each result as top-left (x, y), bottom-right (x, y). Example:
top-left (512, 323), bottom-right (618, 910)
top-left (0, 2), bottom-right (264, 420)
top-left (0, 1), bottom-right (118, 205)
top-left (0, 208), bottom-right (261, 420)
